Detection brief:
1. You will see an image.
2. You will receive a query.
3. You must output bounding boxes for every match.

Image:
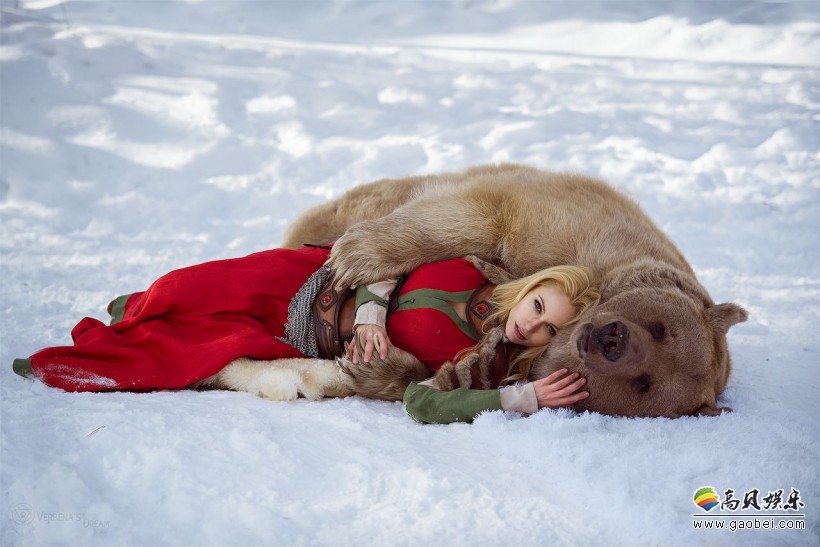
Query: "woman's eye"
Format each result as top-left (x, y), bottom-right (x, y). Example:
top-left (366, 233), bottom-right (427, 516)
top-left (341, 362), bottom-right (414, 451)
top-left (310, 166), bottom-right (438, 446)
top-left (547, 325), bottom-right (557, 336)
top-left (534, 299), bottom-right (542, 313)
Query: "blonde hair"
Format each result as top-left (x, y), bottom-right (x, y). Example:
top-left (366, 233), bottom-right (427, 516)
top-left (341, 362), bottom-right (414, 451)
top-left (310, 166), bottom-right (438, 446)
top-left (478, 265), bottom-right (600, 383)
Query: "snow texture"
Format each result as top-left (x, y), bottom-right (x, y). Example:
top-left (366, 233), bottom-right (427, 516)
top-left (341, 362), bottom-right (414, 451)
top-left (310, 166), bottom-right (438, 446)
top-left (1, 1), bottom-right (818, 545)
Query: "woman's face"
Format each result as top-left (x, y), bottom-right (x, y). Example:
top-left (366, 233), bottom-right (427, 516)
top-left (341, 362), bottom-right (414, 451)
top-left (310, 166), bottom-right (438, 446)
top-left (505, 284), bottom-right (575, 347)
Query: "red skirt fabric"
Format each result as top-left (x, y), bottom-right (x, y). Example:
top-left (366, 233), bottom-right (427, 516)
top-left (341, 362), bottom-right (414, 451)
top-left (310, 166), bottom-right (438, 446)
top-left (17, 246), bottom-right (330, 392)
top-left (14, 247), bottom-right (490, 393)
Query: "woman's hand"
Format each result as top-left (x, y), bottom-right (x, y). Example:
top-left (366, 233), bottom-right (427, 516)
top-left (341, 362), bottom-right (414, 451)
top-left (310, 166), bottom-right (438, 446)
top-left (533, 368), bottom-right (589, 408)
top-left (348, 324), bottom-right (392, 364)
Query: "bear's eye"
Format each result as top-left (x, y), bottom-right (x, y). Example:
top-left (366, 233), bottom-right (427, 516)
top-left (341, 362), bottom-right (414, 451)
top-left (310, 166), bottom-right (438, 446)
top-left (650, 322), bottom-right (666, 340)
top-left (634, 374), bottom-right (652, 394)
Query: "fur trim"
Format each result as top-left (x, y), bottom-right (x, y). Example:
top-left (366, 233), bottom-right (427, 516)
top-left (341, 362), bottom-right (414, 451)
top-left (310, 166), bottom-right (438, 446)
top-left (336, 337), bottom-right (429, 401)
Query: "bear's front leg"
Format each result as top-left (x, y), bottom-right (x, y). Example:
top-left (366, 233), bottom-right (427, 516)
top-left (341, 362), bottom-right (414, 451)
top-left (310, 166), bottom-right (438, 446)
top-left (328, 195), bottom-right (499, 288)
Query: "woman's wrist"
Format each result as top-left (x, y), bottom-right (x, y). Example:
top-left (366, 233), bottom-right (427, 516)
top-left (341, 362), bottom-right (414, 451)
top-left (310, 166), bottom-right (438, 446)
top-left (353, 279), bottom-right (396, 329)
top-left (499, 383), bottom-right (538, 415)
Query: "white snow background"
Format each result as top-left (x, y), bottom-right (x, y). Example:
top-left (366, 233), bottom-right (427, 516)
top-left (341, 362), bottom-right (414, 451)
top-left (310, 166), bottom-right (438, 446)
top-left (1, 1), bottom-right (818, 545)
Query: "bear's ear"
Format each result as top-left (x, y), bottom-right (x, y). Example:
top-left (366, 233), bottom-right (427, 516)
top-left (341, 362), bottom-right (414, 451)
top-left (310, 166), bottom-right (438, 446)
top-left (706, 303), bottom-right (748, 334)
top-left (694, 404), bottom-right (732, 417)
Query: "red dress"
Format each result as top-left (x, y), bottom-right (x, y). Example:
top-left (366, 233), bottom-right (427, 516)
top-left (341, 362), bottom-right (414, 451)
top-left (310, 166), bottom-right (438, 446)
top-left (13, 246), bottom-right (486, 392)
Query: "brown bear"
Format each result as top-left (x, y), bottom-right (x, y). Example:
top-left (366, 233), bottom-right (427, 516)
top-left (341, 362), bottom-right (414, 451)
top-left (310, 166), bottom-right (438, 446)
top-left (282, 164), bottom-right (747, 418)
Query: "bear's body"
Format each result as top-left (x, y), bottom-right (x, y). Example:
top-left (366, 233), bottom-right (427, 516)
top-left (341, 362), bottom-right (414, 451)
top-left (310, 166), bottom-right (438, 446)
top-left (284, 164), bottom-right (746, 418)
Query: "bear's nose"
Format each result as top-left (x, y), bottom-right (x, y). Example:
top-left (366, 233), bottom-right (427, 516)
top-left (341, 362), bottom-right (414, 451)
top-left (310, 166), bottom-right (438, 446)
top-left (594, 321), bottom-right (629, 362)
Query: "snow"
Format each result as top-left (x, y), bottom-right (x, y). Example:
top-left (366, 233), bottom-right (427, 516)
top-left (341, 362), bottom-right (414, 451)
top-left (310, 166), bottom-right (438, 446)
top-left (1, 1), bottom-right (818, 545)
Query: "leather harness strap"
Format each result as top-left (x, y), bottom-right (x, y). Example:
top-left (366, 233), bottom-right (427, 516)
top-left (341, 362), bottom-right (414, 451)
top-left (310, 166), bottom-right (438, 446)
top-left (312, 283), bottom-right (355, 359)
top-left (451, 282), bottom-right (511, 389)
top-left (464, 282), bottom-right (495, 338)
top-left (312, 276), bottom-right (408, 359)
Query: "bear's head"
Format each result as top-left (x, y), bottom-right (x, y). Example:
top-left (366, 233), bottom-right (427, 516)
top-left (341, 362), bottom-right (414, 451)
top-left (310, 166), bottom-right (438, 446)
top-left (531, 260), bottom-right (747, 418)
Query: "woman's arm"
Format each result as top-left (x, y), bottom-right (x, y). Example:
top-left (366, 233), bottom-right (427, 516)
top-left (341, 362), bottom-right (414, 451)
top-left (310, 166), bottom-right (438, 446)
top-left (403, 381), bottom-right (504, 424)
top-left (403, 369), bottom-right (588, 424)
top-left (350, 279), bottom-right (397, 363)
top-left (402, 380), bottom-right (535, 424)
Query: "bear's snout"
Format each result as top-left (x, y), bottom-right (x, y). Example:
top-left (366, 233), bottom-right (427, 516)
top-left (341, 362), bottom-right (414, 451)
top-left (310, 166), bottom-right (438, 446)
top-left (593, 321), bottom-right (629, 362)
top-left (577, 323), bottom-right (594, 359)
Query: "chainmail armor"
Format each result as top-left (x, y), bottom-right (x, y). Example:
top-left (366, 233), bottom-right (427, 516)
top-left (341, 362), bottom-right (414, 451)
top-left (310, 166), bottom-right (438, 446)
top-left (276, 266), bottom-right (332, 357)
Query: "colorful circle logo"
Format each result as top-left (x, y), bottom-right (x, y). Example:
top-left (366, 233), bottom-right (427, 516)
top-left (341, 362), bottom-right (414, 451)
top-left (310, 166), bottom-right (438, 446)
top-left (693, 486), bottom-right (719, 512)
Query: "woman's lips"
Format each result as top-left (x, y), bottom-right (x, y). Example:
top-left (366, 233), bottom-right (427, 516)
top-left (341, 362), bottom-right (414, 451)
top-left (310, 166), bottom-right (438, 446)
top-left (515, 324), bottom-right (525, 341)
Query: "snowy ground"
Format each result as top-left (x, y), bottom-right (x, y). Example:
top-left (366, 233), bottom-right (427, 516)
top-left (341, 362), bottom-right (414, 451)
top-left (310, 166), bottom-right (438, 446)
top-left (1, 1), bottom-right (818, 545)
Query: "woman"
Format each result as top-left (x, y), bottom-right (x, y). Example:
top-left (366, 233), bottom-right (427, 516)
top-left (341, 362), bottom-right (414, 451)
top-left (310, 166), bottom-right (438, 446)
top-left (12, 246), bottom-right (598, 411)
top-left (347, 264), bottom-right (600, 423)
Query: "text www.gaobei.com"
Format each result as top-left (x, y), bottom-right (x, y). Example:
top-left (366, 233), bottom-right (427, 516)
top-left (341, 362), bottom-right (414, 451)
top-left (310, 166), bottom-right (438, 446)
top-left (693, 517), bottom-right (805, 532)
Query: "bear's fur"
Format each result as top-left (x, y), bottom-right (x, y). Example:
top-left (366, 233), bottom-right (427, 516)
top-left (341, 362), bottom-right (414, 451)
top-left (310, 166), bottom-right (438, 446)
top-left (283, 164), bottom-right (747, 418)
